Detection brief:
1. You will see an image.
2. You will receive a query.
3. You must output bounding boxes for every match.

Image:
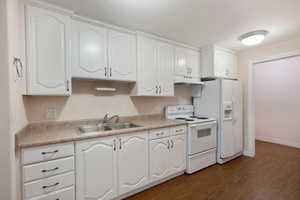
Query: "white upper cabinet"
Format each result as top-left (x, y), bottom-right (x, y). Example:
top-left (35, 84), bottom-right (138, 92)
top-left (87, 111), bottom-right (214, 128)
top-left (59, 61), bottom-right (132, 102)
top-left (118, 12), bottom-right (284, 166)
top-left (135, 35), bottom-right (174, 96)
top-left (26, 6), bottom-right (71, 95)
top-left (201, 45), bottom-right (237, 79)
top-left (118, 132), bottom-right (148, 195)
top-left (72, 20), bottom-right (137, 81)
top-left (174, 46), bottom-right (201, 83)
top-left (72, 21), bottom-right (107, 79)
top-left (136, 36), bottom-right (158, 96)
top-left (108, 30), bottom-right (137, 81)
top-left (76, 137), bottom-right (117, 200)
top-left (157, 41), bottom-right (174, 96)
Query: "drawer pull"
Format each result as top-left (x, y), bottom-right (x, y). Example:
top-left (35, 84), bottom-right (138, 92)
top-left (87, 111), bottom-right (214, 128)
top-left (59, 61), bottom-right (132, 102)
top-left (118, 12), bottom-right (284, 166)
top-left (176, 129), bottom-right (183, 132)
top-left (41, 150), bottom-right (59, 155)
top-left (156, 132), bottom-right (163, 136)
top-left (41, 167), bottom-right (59, 173)
top-left (171, 140), bottom-right (174, 148)
top-left (42, 182), bottom-right (59, 189)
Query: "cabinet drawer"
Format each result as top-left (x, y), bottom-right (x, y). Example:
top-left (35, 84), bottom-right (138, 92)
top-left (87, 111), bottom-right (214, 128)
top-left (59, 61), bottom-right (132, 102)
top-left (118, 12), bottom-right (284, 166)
top-left (22, 143), bottom-right (74, 165)
top-left (24, 172), bottom-right (74, 199)
top-left (149, 128), bottom-right (170, 139)
top-left (23, 157), bottom-right (74, 182)
top-left (26, 186), bottom-right (74, 200)
top-left (171, 126), bottom-right (186, 136)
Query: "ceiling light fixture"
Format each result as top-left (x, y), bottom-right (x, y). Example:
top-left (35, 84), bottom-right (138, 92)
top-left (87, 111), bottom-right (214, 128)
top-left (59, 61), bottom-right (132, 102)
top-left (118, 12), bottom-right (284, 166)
top-left (239, 30), bottom-right (269, 46)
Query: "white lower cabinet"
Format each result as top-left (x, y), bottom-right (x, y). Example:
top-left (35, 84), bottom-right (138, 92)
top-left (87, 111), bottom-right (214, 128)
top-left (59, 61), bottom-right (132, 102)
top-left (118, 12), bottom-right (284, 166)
top-left (76, 131), bottom-right (149, 200)
top-left (150, 138), bottom-right (170, 182)
top-left (149, 128), bottom-right (186, 183)
top-left (118, 132), bottom-right (149, 195)
top-left (76, 137), bottom-right (118, 200)
top-left (169, 135), bottom-right (186, 174)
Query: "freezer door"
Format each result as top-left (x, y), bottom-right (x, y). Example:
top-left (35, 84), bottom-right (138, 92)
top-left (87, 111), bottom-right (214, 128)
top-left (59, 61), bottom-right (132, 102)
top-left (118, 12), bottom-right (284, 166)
top-left (220, 79), bottom-right (243, 158)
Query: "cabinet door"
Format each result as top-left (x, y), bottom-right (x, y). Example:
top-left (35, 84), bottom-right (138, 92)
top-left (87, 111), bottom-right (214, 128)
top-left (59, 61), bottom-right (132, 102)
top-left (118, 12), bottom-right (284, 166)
top-left (72, 21), bottom-right (108, 79)
top-left (157, 41), bottom-right (174, 96)
top-left (26, 6), bottom-right (71, 95)
top-left (149, 138), bottom-right (170, 182)
top-left (137, 36), bottom-right (158, 95)
top-left (174, 47), bottom-right (188, 76)
top-left (169, 135), bottom-right (186, 174)
top-left (76, 138), bottom-right (117, 200)
top-left (214, 48), bottom-right (227, 78)
top-left (108, 30), bottom-right (137, 81)
top-left (187, 50), bottom-right (200, 79)
top-left (118, 132), bottom-right (148, 195)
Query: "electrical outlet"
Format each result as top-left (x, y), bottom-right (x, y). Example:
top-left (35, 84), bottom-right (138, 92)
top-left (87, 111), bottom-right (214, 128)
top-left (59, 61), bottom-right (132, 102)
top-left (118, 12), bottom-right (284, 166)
top-left (46, 108), bottom-right (57, 120)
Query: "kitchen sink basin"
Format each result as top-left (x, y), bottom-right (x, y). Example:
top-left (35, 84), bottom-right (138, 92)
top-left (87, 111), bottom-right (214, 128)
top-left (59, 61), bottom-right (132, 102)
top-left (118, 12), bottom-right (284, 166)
top-left (78, 122), bottom-right (141, 134)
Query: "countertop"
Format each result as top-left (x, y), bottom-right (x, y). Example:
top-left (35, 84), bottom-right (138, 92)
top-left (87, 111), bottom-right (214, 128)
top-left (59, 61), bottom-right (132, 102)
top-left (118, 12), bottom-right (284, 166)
top-left (16, 115), bottom-right (187, 149)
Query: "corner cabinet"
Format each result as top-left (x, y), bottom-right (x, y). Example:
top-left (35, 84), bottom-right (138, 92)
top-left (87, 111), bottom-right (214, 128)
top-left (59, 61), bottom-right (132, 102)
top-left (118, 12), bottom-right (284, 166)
top-left (201, 45), bottom-right (237, 79)
top-left (134, 35), bottom-right (174, 96)
top-left (25, 6), bottom-right (72, 95)
top-left (76, 132), bottom-right (149, 200)
top-left (72, 20), bottom-right (137, 82)
top-left (174, 46), bottom-right (201, 83)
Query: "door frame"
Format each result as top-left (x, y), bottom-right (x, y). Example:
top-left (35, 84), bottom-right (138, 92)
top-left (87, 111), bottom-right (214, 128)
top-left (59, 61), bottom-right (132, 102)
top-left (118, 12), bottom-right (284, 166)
top-left (246, 51), bottom-right (300, 157)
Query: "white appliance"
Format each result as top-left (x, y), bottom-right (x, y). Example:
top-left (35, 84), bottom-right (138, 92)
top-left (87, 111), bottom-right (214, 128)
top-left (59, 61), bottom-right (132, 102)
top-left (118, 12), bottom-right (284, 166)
top-left (166, 105), bottom-right (217, 174)
top-left (193, 78), bottom-right (243, 164)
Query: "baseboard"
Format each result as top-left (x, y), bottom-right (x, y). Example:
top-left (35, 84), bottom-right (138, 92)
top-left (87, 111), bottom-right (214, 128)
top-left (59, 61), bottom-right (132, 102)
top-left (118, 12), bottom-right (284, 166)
top-left (217, 152), bottom-right (243, 164)
top-left (115, 171), bottom-right (185, 200)
top-left (256, 135), bottom-right (300, 149)
top-left (243, 150), bottom-right (255, 157)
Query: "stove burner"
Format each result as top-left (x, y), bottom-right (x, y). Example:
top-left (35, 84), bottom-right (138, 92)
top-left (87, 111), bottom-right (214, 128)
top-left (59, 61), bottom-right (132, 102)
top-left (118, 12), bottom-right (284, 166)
top-left (176, 118), bottom-right (195, 122)
top-left (190, 116), bottom-right (209, 120)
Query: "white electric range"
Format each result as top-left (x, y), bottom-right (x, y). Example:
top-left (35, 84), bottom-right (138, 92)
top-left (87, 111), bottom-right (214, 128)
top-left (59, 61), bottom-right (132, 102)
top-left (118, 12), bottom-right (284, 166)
top-left (166, 105), bottom-right (217, 174)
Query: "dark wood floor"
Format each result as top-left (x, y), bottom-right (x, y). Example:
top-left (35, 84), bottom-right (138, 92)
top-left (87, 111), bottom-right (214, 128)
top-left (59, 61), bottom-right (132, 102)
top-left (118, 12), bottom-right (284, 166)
top-left (127, 141), bottom-right (300, 200)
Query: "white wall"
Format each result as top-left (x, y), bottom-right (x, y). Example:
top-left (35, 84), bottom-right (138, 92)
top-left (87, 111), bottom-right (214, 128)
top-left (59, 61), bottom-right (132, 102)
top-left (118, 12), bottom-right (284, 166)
top-left (254, 56), bottom-right (300, 148)
top-left (237, 36), bottom-right (300, 153)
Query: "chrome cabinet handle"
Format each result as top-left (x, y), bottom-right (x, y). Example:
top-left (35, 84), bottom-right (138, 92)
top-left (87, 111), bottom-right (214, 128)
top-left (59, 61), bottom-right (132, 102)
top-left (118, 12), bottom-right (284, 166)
top-left (119, 138), bottom-right (122, 150)
top-left (113, 139), bottom-right (116, 151)
top-left (42, 182), bottom-right (59, 189)
top-left (167, 140), bottom-right (170, 149)
top-left (66, 80), bottom-right (70, 92)
top-left (41, 167), bottom-right (59, 173)
top-left (105, 67), bottom-right (107, 77)
top-left (156, 85), bottom-right (158, 94)
top-left (110, 68), bottom-right (112, 77)
top-left (159, 86), bottom-right (162, 94)
top-left (41, 150), bottom-right (59, 155)
top-left (171, 140), bottom-right (174, 148)
top-left (176, 129), bottom-right (183, 132)
top-left (156, 132), bottom-right (164, 136)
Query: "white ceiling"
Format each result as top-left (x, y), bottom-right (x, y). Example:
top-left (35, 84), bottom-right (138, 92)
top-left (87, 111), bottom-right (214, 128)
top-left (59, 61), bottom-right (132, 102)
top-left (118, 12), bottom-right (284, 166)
top-left (42, 0), bottom-right (300, 51)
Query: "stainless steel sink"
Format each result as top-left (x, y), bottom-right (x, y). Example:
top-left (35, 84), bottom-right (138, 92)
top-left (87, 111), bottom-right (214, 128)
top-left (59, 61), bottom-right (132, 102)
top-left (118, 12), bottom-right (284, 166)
top-left (78, 122), bottom-right (141, 134)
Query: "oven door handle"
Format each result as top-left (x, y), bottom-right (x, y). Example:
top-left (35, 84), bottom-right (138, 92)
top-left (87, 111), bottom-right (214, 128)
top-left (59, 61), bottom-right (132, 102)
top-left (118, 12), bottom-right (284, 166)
top-left (189, 122), bottom-right (216, 128)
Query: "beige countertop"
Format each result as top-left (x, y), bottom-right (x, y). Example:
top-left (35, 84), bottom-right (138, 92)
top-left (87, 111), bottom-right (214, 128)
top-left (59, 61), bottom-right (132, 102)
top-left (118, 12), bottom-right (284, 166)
top-left (16, 115), bottom-right (187, 149)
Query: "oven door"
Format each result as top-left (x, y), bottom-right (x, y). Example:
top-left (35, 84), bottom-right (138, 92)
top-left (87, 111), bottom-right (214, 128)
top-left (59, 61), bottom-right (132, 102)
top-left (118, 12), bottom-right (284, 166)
top-left (188, 121), bottom-right (217, 155)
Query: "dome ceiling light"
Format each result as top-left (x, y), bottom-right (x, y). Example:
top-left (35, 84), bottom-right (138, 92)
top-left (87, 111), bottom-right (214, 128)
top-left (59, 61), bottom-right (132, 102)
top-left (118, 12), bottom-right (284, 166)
top-left (239, 30), bottom-right (269, 46)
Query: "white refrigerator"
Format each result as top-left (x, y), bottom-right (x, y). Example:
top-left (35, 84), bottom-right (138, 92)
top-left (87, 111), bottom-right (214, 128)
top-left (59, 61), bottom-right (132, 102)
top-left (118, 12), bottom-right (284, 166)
top-left (193, 78), bottom-right (243, 164)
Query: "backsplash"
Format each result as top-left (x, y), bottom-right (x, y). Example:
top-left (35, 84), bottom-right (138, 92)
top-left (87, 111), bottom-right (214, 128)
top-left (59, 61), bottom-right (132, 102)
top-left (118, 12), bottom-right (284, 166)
top-left (24, 80), bottom-right (193, 123)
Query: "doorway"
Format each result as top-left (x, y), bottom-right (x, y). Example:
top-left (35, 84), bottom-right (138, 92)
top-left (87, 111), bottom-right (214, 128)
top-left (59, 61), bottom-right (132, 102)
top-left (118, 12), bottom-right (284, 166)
top-left (250, 54), bottom-right (300, 150)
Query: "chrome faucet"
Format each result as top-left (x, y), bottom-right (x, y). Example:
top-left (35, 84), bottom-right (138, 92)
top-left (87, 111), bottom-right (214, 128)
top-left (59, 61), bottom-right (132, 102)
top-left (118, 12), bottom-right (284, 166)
top-left (103, 114), bottom-right (120, 124)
